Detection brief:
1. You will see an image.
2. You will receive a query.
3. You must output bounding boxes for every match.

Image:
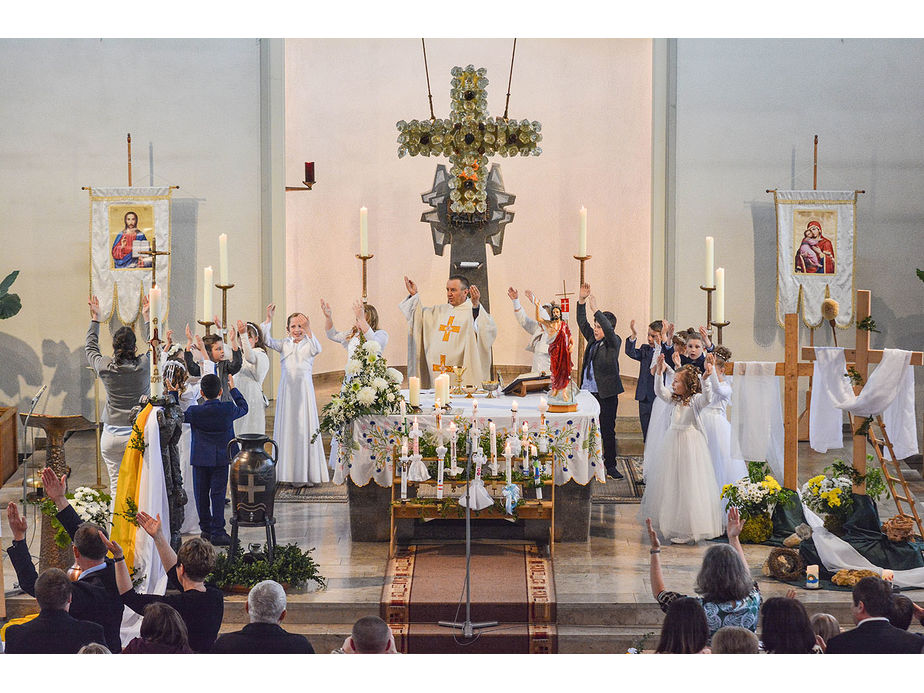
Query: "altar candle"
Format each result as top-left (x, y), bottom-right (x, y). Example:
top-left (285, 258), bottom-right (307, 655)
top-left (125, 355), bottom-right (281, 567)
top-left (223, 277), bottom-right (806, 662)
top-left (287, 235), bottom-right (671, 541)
top-left (149, 285), bottom-right (162, 325)
top-left (704, 236), bottom-right (714, 288)
top-left (578, 206), bottom-right (587, 256)
top-left (806, 564), bottom-right (819, 589)
top-left (714, 267), bottom-right (725, 323)
top-left (202, 267), bottom-right (213, 319)
top-left (504, 440), bottom-right (512, 485)
top-left (218, 233), bottom-right (229, 285)
top-left (489, 422), bottom-right (497, 464)
top-left (409, 376), bottom-right (420, 408)
top-left (305, 161), bottom-right (315, 184)
top-left (359, 206), bottom-right (369, 255)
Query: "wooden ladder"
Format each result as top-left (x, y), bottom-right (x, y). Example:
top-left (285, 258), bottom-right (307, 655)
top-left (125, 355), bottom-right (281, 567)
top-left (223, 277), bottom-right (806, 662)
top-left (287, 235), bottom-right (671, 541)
top-left (866, 415), bottom-right (924, 539)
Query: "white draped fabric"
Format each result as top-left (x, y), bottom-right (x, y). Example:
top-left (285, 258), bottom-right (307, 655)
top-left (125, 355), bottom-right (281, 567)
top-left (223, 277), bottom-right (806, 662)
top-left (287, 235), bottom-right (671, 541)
top-left (809, 347), bottom-right (918, 459)
top-left (730, 362), bottom-right (785, 481)
top-left (775, 189), bottom-right (856, 328)
top-left (89, 186), bottom-right (172, 325)
top-left (334, 391), bottom-right (604, 488)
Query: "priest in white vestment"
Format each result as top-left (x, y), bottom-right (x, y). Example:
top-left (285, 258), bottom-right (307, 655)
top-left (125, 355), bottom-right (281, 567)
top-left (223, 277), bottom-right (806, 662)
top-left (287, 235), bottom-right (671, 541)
top-left (400, 275), bottom-right (497, 387)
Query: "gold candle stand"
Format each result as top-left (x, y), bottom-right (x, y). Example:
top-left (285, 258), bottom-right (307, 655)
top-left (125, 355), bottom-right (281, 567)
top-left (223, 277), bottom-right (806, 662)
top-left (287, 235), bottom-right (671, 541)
top-left (197, 319), bottom-right (215, 336)
top-left (710, 320), bottom-right (730, 346)
top-left (215, 283), bottom-right (235, 337)
top-left (356, 254), bottom-right (373, 302)
top-left (574, 254), bottom-right (591, 379)
top-left (700, 285), bottom-right (715, 338)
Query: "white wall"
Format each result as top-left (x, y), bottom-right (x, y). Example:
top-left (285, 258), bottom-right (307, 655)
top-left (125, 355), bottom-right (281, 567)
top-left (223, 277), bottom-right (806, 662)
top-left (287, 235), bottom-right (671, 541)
top-left (284, 39), bottom-right (653, 377)
top-left (671, 39), bottom-right (924, 418)
top-left (0, 39), bottom-right (263, 418)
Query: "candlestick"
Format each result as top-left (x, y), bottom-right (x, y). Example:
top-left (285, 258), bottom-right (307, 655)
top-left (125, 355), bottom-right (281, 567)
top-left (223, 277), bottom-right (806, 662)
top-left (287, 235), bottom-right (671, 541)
top-left (305, 161), bottom-right (315, 184)
top-left (219, 233), bottom-right (229, 285)
top-left (578, 206), bottom-right (587, 257)
top-left (202, 266), bottom-right (213, 319)
top-left (574, 252), bottom-right (592, 378)
top-left (196, 319), bottom-right (215, 336)
top-left (355, 253), bottom-right (374, 303)
top-left (710, 320), bottom-right (730, 346)
top-left (215, 282), bottom-right (235, 339)
top-left (409, 377), bottom-right (420, 408)
top-left (359, 206), bottom-right (369, 256)
top-left (699, 284), bottom-right (715, 337)
top-left (714, 267), bottom-right (725, 323)
top-left (704, 236), bottom-right (715, 288)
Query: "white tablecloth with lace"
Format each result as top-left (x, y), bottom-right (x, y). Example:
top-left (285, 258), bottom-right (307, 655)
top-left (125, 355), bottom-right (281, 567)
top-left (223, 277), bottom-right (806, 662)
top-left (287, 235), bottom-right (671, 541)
top-left (332, 390), bottom-right (604, 488)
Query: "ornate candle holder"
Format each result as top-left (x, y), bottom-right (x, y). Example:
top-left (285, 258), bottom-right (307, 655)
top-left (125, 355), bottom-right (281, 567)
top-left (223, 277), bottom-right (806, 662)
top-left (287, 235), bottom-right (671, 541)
top-left (700, 285), bottom-right (715, 337)
top-left (215, 283), bottom-right (235, 337)
top-left (285, 180), bottom-right (314, 191)
top-left (197, 319), bottom-right (215, 336)
top-left (356, 254), bottom-right (373, 303)
top-left (710, 320), bottom-right (730, 346)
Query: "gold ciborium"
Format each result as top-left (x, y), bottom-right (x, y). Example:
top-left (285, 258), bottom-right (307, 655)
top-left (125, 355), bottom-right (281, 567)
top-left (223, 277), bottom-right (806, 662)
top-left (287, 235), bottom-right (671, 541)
top-left (452, 365), bottom-right (466, 395)
top-left (481, 380), bottom-right (499, 398)
top-left (462, 385), bottom-right (478, 398)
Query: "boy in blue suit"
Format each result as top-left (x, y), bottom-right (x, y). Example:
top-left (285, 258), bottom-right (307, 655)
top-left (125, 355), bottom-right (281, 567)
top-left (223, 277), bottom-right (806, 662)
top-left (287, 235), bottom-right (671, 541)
top-left (183, 373), bottom-right (248, 546)
top-left (625, 319), bottom-right (662, 441)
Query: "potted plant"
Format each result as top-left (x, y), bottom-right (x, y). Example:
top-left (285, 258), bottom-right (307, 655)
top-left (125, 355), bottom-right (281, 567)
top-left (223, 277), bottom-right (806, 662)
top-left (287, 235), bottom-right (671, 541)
top-left (721, 461), bottom-right (794, 543)
top-left (208, 543), bottom-right (326, 594)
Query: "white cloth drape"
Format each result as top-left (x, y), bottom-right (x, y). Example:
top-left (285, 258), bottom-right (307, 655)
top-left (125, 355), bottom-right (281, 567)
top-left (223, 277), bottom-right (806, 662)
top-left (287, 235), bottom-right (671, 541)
top-left (775, 190), bottom-right (856, 328)
top-left (90, 186), bottom-right (172, 326)
top-left (809, 347), bottom-right (918, 459)
top-left (730, 362), bottom-right (785, 480)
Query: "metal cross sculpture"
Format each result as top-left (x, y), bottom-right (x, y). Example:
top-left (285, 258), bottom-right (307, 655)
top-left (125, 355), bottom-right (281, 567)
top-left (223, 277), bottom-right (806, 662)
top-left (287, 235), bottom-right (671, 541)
top-left (397, 64), bottom-right (542, 313)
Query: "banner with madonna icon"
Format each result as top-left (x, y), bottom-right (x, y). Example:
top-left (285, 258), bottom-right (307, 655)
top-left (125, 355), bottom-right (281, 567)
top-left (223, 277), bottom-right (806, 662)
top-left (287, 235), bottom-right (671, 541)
top-left (88, 186), bottom-right (172, 325)
top-left (774, 190), bottom-right (857, 328)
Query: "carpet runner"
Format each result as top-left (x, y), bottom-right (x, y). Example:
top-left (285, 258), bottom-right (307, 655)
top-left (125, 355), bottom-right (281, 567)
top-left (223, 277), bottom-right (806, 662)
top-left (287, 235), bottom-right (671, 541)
top-left (382, 543), bottom-right (557, 653)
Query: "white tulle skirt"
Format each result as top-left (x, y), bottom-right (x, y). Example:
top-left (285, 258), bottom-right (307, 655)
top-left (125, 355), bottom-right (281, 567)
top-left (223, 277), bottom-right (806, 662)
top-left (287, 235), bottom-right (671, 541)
top-left (701, 408), bottom-right (748, 491)
top-left (640, 423), bottom-right (725, 543)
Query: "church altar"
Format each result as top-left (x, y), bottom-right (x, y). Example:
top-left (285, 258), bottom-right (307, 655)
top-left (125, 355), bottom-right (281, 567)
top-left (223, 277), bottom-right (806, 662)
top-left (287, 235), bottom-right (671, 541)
top-left (334, 390), bottom-right (604, 489)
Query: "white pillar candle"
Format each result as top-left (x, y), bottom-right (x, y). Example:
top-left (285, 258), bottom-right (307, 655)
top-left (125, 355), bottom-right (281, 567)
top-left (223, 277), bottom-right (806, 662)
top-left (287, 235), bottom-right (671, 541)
top-left (218, 233), bottom-right (229, 285)
top-left (202, 266), bottom-right (213, 319)
top-left (715, 267), bottom-right (725, 323)
top-left (578, 206), bottom-right (587, 256)
top-left (409, 376), bottom-right (420, 407)
top-left (359, 206), bottom-right (369, 255)
top-left (149, 285), bottom-right (162, 325)
top-left (704, 236), bottom-right (714, 288)
top-left (806, 564), bottom-right (820, 589)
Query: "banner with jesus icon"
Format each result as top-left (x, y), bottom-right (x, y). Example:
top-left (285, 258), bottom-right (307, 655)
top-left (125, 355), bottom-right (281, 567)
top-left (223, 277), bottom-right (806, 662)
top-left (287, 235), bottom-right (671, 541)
top-left (774, 190), bottom-right (857, 328)
top-left (88, 186), bottom-right (172, 325)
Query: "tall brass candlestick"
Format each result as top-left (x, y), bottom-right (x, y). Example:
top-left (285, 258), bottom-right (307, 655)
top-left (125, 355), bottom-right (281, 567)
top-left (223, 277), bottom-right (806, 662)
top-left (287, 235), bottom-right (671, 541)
top-left (197, 319), bottom-right (215, 336)
top-left (216, 283), bottom-right (235, 337)
top-left (574, 254), bottom-right (591, 379)
top-left (710, 320), bottom-right (730, 346)
top-left (356, 254), bottom-right (373, 303)
top-left (700, 285), bottom-right (715, 337)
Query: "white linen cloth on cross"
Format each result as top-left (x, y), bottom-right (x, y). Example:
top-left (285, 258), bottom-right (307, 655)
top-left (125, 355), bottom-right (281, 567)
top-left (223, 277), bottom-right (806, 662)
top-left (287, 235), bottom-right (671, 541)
top-left (400, 294), bottom-right (496, 388)
top-left (809, 347), bottom-right (918, 459)
top-left (730, 362), bottom-right (785, 481)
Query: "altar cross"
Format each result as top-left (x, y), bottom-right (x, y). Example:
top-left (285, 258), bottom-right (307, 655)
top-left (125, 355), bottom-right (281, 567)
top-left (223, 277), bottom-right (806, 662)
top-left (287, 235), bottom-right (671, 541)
top-left (237, 474), bottom-right (266, 505)
top-left (439, 316), bottom-right (461, 342)
top-left (138, 237), bottom-right (170, 289)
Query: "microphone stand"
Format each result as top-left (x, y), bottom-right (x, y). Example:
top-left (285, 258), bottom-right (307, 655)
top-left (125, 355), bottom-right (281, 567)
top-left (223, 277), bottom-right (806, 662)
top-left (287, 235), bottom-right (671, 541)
top-left (438, 441), bottom-right (499, 638)
top-left (21, 385), bottom-right (47, 509)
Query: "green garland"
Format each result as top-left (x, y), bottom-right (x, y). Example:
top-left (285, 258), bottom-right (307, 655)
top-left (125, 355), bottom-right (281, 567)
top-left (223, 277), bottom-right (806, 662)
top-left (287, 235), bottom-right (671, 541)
top-left (208, 543), bottom-right (326, 591)
top-left (827, 457), bottom-right (888, 502)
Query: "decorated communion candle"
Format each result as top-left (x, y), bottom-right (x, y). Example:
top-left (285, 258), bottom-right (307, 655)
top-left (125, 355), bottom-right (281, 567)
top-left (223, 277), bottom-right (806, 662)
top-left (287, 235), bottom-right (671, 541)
top-left (511, 400), bottom-right (519, 431)
top-left (437, 450), bottom-right (444, 499)
top-left (409, 377), bottom-right (421, 408)
top-left (489, 422), bottom-right (497, 464)
top-left (532, 446), bottom-right (541, 500)
top-left (412, 417), bottom-right (420, 456)
top-left (449, 421), bottom-right (458, 473)
top-left (400, 442), bottom-right (408, 500)
top-left (504, 440), bottom-right (512, 485)
top-left (806, 564), bottom-right (820, 589)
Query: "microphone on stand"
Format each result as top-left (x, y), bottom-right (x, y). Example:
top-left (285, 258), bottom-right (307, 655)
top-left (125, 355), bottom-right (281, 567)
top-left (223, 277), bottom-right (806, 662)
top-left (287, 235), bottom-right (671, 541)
top-left (31, 384), bottom-right (48, 407)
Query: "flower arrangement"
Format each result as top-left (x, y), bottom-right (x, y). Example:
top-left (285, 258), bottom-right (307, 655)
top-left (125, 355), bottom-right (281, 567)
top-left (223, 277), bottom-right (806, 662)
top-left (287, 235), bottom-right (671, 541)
top-left (36, 486), bottom-right (112, 549)
top-left (312, 337), bottom-right (404, 458)
top-left (721, 461), bottom-right (795, 543)
top-left (799, 458), bottom-right (887, 535)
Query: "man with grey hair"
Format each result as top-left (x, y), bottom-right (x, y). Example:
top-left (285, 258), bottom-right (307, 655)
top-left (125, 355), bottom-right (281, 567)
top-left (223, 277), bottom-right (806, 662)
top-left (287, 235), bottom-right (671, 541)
top-left (210, 580), bottom-right (314, 653)
top-left (332, 616), bottom-right (399, 654)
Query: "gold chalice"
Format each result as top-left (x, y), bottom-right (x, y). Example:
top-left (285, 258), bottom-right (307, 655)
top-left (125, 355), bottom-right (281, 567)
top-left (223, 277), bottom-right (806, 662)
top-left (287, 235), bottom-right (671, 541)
top-left (462, 385), bottom-right (478, 398)
top-left (452, 365), bottom-right (466, 395)
top-left (481, 380), bottom-right (499, 398)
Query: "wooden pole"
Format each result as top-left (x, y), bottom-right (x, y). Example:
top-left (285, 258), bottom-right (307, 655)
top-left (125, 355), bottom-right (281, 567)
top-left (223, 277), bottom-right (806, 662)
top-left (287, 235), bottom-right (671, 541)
top-left (813, 134), bottom-right (818, 190)
top-left (851, 290), bottom-right (872, 492)
top-left (783, 312), bottom-right (800, 490)
top-left (127, 133), bottom-right (132, 187)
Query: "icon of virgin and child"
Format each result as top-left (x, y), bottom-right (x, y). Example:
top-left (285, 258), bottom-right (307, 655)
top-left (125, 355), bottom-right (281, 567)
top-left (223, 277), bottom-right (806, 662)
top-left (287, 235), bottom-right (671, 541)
top-left (794, 219), bottom-right (835, 274)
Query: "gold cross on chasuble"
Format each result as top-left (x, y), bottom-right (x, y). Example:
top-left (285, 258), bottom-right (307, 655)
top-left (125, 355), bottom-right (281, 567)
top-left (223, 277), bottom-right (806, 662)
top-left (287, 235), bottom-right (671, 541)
top-left (237, 474), bottom-right (265, 504)
top-left (433, 354), bottom-right (454, 374)
top-left (439, 315), bottom-right (461, 342)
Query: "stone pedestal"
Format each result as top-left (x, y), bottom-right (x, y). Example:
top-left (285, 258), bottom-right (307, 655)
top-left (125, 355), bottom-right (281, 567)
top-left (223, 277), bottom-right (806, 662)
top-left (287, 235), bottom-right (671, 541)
top-left (554, 479), bottom-right (592, 542)
top-left (346, 478), bottom-right (391, 542)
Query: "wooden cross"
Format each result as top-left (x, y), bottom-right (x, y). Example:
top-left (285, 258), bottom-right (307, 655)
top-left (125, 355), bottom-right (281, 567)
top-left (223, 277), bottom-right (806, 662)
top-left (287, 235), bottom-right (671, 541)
top-left (432, 355), bottom-right (454, 375)
top-left (138, 237), bottom-right (170, 289)
top-left (237, 473), bottom-right (265, 505)
top-left (439, 315), bottom-right (461, 342)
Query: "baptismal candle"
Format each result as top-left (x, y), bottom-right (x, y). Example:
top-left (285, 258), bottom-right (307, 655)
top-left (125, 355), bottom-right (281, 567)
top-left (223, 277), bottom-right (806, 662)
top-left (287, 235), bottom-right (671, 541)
top-left (400, 398), bottom-right (406, 418)
top-left (202, 266), bottom-right (213, 319)
top-left (400, 442), bottom-right (408, 500)
top-left (472, 399), bottom-right (478, 420)
top-left (149, 285), bottom-right (162, 325)
top-left (218, 233), bottom-right (229, 285)
top-left (489, 422), bottom-right (497, 464)
top-left (150, 351), bottom-right (163, 398)
top-left (504, 440), bottom-right (512, 485)
top-left (409, 377), bottom-right (420, 407)
top-left (412, 417), bottom-right (420, 456)
top-left (715, 267), bottom-right (725, 323)
top-left (511, 400), bottom-right (519, 431)
top-left (360, 206), bottom-right (369, 255)
top-left (806, 564), bottom-right (819, 589)
top-left (704, 236), bottom-right (714, 288)
top-left (578, 206), bottom-right (587, 256)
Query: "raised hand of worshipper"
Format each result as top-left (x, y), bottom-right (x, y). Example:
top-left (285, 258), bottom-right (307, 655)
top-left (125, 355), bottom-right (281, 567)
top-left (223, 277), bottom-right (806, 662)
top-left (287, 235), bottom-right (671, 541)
top-left (404, 276), bottom-right (418, 296)
top-left (704, 352), bottom-right (716, 377)
top-left (266, 303), bottom-right (276, 322)
top-left (236, 319), bottom-right (247, 336)
top-left (579, 282), bottom-right (590, 301)
top-left (142, 294), bottom-right (150, 322)
top-left (630, 319), bottom-right (638, 340)
top-left (41, 467), bottom-right (67, 505)
top-left (136, 511), bottom-right (163, 540)
top-left (699, 325), bottom-right (713, 349)
top-left (320, 298), bottom-right (332, 319)
top-left (6, 501), bottom-right (27, 540)
top-left (469, 284), bottom-right (481, 307)
top-left (507, 286), bottom-right (518, 300)
top-left (89, 295), bottom-right (101, 321)
top-left (655, 352), bottom-right (667, 375)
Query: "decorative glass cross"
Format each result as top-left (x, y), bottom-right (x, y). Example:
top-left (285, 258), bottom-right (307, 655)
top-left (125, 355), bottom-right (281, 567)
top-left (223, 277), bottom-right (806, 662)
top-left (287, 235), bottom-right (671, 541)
top-left (439, 315), bottom-right (461, 342)
top-left (397, 65), bottom-right (542, 216)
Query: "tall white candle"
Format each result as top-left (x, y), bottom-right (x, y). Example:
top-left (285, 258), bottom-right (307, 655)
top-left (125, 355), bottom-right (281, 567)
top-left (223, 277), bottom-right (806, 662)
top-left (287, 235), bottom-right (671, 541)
top-left (472, 400), bottom-right (478, 420)
top-left (578, 206), bottom-right (587, 256)
top-left (704, 236), bottom-right (714, 288)
top-left (511, 400), bottom-right (519, 431)
top-left (504, 440), bottom-right (512, 485)
top-left (218, 233), bottom-right (229, 285)
top-left (449, 421), bottom-right (458, 474)
top-left (359, 206), bottom-right (369, 255)
top-left (400, 398), bottom-right (406, 418)
top-left (203, 266), bottom-right (213, 319)
top-left (149, 285), bottom-right (162, 325)
top-left (715, 267), bottom-right (725, 323)
top-left (412, 417), bottom-right (420, 456)
top-left (150, 351), bottom-right (163, 398)
top-left (489, 422), bottom-right (497, 464)
top-left (409, 376), bottom-right (420, 407)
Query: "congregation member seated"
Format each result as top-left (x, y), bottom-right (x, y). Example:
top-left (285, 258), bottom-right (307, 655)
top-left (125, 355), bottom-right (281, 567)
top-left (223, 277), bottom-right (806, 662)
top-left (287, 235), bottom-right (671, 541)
top-left (647, 507), bottom-right (761, 637)
top-left (654, 597), bottom-right (710, 654)
top-left (6, 469), bottom-right (124, 653)
top-left (810, 612), bottom-right (841, 651)
top-left (211, 580), bottom-right (315, 654)
top-left (888, 594), bottom-right (919, 634)
top-left (4, 568), bottom-right (105, 654)
top-left (123, 603), bottom-right (193, 654)
top-left (710, 626), bottom-right (759, 654)
top-left (77, 643), bottom-right (112, 654)
top-left (332, 616), bottom-right (399, 654)
top-left (99, 510), bottom-right (224, 653)
top-left (826, 577), bottom-right (924, 654)
top-left (759, 597), bottom-right (823, 654)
